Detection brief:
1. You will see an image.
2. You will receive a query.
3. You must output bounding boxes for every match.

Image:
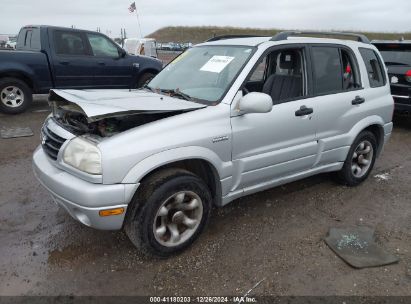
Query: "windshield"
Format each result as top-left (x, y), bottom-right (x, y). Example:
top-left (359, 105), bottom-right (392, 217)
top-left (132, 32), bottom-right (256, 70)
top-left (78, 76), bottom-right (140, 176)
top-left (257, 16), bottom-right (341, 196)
top-left (375, 44), bottom-right (411, 66)
top-left (147, 45), bottom-right (255, 105)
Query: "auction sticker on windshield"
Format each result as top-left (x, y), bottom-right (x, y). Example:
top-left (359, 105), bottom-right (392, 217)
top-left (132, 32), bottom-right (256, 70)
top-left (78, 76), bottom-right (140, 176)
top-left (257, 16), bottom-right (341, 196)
top-left (200, 55), bottom-right (234, 73)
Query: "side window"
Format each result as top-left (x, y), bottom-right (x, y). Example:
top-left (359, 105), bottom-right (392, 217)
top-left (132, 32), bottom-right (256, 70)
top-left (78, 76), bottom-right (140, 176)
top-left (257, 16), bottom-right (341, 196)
top-left (86, 33), bottom-right (120, 58)
top-left (246, 48), bottom-right (305, 104)
top-left (341, 49), bottom-right (360, 90)
top-left (30, 28), bottom-right (41, 50)
top-left (311, 46), bottom-right (342, 95)
top-left (359, 48), bottom-right (386, 88)
top-left (54, 31), bottom-right (88, 56)
top-left (16, 29), bottom-right (27, 49)
top-left (25, 30), bottom-right (33, 48)
top-left (16, 28), bottom-right (41, 50)
top-left (249, 57), bottom-right (267, 81)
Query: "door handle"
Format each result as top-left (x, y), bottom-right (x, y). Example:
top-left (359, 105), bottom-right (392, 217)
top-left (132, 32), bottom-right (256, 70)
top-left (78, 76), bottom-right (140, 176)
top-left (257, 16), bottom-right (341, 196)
top-left (59, 61), bottom-right (69, 65)
top-left (352, 96), bottom-right (365, 105)
top-left (97, 61), bottom-right (105, 66)
top-left (295, 105), bottom-right (313, 117)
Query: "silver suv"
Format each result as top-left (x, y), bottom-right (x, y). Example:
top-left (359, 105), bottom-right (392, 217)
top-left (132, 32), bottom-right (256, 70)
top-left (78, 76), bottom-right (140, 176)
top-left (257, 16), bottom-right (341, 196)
top-left (33, 31), bottom-right (394, 256)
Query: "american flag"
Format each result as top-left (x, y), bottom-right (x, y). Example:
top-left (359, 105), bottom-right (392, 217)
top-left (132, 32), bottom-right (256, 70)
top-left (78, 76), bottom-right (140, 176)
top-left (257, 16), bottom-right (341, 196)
top-left (128, 2), bottom-right (136, 12)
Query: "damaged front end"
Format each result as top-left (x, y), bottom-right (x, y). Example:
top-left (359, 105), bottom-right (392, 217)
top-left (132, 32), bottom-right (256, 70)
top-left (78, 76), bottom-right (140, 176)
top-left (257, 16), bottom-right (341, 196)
top-left (50, 101), bottom-right (185, 137)
top-left (48, 89), bottom-right (206, 137)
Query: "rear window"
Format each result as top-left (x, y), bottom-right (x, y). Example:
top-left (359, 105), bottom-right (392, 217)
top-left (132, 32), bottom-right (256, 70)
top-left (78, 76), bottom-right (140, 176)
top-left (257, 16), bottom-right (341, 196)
top-left (359, 48), bottom-right (386, 88)
top-left (53, 31), bottom-right (88, 56)
top-left (374, 43), bottom-right (411, 66)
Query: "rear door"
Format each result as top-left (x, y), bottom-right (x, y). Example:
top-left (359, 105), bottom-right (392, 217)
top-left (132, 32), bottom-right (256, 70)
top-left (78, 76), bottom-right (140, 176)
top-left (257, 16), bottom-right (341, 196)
top-left (50, 29), bottom-right (97, 88)
top-left (310, 44), bottom-right (377, 166)
top-left (85, 32), bottom-right (133, 88)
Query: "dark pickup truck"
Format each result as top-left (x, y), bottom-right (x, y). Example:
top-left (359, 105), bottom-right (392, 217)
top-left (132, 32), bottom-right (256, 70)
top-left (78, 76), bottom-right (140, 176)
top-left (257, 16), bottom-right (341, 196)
top-left (373, 40), bottom-right (411, 114)
top-left (0, 25), bottom-right (162, 114)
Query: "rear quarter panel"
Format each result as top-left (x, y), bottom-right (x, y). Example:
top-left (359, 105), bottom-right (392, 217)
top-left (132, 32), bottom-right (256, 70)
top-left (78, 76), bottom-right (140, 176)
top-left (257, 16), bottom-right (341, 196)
top-left (0, 50), bottom-right (52, 93)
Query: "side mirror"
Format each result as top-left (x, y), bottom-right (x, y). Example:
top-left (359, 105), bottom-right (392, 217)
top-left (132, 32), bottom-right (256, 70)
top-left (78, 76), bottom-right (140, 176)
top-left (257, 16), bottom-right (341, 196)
top-left (119, 48), bottom-right (127, 58)
top-left (238, 92), bottom-right (273, 114)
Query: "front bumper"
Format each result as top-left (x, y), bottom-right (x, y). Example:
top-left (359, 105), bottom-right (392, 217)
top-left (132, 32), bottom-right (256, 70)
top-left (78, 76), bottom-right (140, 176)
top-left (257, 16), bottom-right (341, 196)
top-left (33, 146), bottom-right (139, 230)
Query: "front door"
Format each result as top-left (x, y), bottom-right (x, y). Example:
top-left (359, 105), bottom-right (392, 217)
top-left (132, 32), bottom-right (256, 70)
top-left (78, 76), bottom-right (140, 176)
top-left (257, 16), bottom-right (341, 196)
top-left (85, 32), bottom-right (134, 88)
top-left (230, 46), bottom-right (318, 191)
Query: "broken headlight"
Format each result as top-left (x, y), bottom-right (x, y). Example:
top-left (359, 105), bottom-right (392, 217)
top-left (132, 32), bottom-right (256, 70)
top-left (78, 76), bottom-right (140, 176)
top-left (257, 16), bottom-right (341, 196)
top-left (63, 137), bottom-right (102, 175)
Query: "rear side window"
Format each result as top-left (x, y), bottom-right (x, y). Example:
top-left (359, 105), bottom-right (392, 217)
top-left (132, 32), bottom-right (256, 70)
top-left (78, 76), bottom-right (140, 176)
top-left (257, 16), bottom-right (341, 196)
top-left (53, 31), bottom-right (88, 56)
top-left (16, 28), bottom-right (41, 51)
top-left (341, 49), bottom-right (361, 90)
top-left (30, 29), bottom-right (41, 50)
top-left (359, 48), bottom-right (386, 88)
top-left (16, 29), bottom-right (27, 48)
top-left (311, 46), bottom-right (343, 95)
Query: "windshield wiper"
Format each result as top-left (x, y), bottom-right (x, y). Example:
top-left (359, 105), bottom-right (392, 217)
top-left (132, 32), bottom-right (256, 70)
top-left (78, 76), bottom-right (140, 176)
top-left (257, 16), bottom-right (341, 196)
top-left (142, 84), bottom-right (155, 92)
top-left (159, 89), bottom-right (193, 101)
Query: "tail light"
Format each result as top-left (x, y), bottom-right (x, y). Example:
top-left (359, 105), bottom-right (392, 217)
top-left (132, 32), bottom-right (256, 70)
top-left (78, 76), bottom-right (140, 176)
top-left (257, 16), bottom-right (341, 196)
top-left (406, 70), bottom-right (411, 82)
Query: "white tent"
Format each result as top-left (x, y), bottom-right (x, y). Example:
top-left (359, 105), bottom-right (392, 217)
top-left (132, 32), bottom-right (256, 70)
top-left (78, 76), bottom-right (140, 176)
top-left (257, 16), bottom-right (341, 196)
top-left (124, 38), bottom-right (157, 58)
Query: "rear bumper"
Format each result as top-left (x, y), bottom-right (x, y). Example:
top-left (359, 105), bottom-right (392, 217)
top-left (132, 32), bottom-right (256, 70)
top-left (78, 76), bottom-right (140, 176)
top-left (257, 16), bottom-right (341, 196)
top-left (33, 146), bottom-right (139, 230)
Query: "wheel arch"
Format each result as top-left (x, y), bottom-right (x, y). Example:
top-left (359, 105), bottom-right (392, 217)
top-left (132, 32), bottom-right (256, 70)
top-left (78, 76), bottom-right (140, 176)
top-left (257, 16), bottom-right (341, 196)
top-left (122, 147), bottom-right (230, 207)
top-left (347, 115), bottom-right (386, 156)
top-left (140, 159), bottom-right (222, 207)
top-left (363, 124), bottom-right (384, 156)
top-left (138, 67), bottom-right (159, 78)
top-left (0, 71), bottom-right (35, 91)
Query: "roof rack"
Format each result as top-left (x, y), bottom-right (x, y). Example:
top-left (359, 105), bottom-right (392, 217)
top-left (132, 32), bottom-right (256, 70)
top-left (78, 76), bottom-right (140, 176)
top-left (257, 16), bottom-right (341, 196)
top-left (206, 34), bottom-right (269, 42)
top-left (271, 31), bottom-right (370, 44)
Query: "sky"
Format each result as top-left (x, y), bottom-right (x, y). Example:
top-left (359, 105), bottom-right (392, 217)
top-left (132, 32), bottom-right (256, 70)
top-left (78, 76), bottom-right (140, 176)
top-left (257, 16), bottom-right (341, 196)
top-left (0, 0), bottom-right (410, 37)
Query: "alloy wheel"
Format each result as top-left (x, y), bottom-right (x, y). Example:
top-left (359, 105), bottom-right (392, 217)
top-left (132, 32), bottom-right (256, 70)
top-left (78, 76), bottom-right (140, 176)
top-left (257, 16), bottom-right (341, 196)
top-left (0, 86), bottom-right (24, 108)
top-left (351, 140), bottom-right (374, 178)
top-left (153, 191), bottom-right (203, 247)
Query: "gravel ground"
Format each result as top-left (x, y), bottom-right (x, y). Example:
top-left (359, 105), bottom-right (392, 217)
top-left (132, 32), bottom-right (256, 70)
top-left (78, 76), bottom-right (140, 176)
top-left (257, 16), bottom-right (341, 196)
top-left (0, 95), bottom-right (410, 297)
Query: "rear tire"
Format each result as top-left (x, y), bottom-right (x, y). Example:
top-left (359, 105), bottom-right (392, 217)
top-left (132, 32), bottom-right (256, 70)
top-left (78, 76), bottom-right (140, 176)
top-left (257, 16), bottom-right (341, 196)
top-left (124, 168), bottom-right (212, 257)
top-left (336, 131), bottom-right (377, 186)
top-left (136, 72), bottom-right (155, 88)
top-left (0, 77), bottom-right (32, 114)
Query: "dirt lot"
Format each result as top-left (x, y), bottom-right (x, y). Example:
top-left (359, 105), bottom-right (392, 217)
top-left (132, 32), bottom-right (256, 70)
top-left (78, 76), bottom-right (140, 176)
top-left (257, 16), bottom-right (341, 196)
top-left (0, 94), bottom-right (410, 297)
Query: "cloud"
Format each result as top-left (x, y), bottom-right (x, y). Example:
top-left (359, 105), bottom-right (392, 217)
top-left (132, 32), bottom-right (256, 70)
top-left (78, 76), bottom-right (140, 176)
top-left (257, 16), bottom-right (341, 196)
top-left (0, 0), bottom-right (410, 37)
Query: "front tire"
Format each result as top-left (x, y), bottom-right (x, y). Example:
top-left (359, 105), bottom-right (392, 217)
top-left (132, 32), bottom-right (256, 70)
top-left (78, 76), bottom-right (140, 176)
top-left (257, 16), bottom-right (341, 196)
top-left (336, 131), bottom-right (377, 186)
top-left (124, 169), bottom-right (212, 257)
top-left (0, 77), bottom-right (33, 114)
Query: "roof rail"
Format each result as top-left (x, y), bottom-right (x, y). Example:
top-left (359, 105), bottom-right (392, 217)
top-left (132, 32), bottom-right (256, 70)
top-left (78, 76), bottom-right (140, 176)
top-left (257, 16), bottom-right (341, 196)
top-left (206, 34), bottom-right (268, 42)
top-left (271, 31), bottom-right (370, 44)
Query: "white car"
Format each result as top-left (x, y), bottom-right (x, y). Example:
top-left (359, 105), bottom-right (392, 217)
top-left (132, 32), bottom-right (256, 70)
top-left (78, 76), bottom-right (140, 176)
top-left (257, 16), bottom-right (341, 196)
top-left (5, 37), bottom-right (17, 49)
top-left (33, 31), bottom-right (393, 256)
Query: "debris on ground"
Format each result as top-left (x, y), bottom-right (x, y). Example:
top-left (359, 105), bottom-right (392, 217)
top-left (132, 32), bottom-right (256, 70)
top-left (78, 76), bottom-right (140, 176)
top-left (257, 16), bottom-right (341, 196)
top-left (0, 127), bottom-right (34, 139)
top-left (324, 227), bottom-right (399, 269)
top-left (374, 172), bottom-right (391, 181)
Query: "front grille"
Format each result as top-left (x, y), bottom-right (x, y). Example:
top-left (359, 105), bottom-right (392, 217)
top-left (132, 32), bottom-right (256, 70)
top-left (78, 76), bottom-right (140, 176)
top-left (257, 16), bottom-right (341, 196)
top-left (41, 125), bottom-right (66, 160)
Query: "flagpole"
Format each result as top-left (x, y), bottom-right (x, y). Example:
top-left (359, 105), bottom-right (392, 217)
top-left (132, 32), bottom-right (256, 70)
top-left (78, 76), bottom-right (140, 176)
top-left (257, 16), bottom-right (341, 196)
top-left (135, 10), bottom-right (143, 38)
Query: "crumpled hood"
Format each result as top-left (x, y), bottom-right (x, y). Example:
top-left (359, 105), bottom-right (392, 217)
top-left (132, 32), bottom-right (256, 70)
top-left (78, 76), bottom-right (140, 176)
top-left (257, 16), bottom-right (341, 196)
top-left (49, 89), bottom-right (206, 121)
